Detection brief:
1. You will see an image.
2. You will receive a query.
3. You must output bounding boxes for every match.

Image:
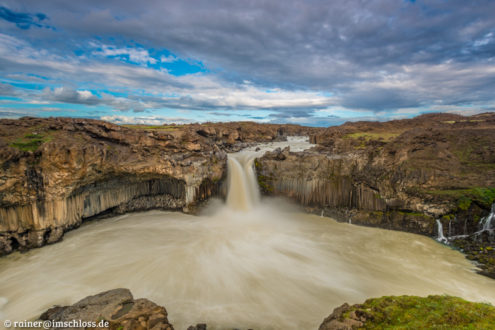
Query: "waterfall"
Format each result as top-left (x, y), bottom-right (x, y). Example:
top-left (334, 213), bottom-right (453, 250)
top-left (436, 219), bottom-right (448, 244)
top-left (479, 204), bottom-right (495, 232)
top-left (226, 153), bottom-right (260, 211)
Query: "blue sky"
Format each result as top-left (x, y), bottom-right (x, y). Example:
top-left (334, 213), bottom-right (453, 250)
top-left (0, 1), bottom-right (494, 126)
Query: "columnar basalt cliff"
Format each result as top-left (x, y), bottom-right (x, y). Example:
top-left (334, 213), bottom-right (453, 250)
top-left (0, 117), bottom-right (317, 255)
top-left (256, 113), bottom-right (495, 276)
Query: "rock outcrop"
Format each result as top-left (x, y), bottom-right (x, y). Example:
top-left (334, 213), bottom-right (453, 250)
top-left (319, 295), bottom-right (495, 329)
top-left (40, 288), bottom-right (173, 330)
top-left (0, 117), bottom-right (318, 255)
top-left (256, 113), bottom-right (495, 276)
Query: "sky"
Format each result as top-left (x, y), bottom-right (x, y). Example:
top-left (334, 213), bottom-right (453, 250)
top-left (0, 0), bottom-right (494, 127)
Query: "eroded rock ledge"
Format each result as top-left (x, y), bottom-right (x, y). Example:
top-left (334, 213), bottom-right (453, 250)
top-left (0, 117), bottom-right (317, 255)
top-left (256, 113), bottom-right (495, 277)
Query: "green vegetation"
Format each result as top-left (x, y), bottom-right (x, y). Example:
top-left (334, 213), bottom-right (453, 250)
top-left (344, 295), bottom-right (495, 329)
top-left (257, 174), bottom-right (274, 193)
top-left (427, 187), bottom-right (495, 210)
top-left (344, 131), bottom-right (401, 142)
top-left (442, 214), bottom-right (455, 221)
top-left (254, 159), bottom-right (274, 193)
top-left (397, 210), bottom-right (432, 218)
top-left (9, 132), bottom-right (53, 152)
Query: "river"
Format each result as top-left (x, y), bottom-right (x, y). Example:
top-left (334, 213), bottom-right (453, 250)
top-left (0, 138), bottom-right (494, 329)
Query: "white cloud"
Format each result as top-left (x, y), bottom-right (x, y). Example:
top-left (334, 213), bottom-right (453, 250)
top-left (92, 43), bottom-right (158, 65)
top-left (100, 115), bottom-right (194, 125)
top-left (160, 55), bottom-right (177, 63)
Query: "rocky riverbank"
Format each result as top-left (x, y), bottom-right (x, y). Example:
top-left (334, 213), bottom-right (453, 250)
top-left (255, 112), bottom-right (495, 277)
top-left (40, 289), bottom-right (495, 329)
top-left (319, 295), bottom-right (495, 329)
top-left (0, 117), bottom-right (318, 255)
top-left (40, 288), bottom-right (174, 330)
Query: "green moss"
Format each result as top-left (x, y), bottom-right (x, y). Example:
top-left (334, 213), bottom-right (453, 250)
top-left (427, 187), bottom-right (495, 209)
top-left (457, 196), bottom-right (472, 211)
top-left (442, 214), bottom-right (455, 221)
top-left (9, 132), bottom-right (53, 152)
top-left (344, 295), bottom-right (495, 329)
top-left (397, 210), bottom-right (432, 219)
top-left (344, 131), bottom-right (401, 142)
top-left (257, 174), bottom-right (273, 193)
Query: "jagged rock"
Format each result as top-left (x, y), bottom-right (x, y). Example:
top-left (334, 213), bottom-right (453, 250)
top-left (318, 303), bottom-right (363, 330)
top-left (40, 288), bottom-right (173, 330)
top-left (187, 324), bottom-right (207, 330)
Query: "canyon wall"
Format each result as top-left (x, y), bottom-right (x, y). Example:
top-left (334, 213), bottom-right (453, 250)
top-left (256, 113), bottom-right (495, 276)
top-left (0, 117), bottom-right (317, 255)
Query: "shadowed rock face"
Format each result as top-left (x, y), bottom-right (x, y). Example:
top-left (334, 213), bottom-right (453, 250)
top-left (0, 117), bottom-right (318, 255)
top-left (40, 288), bottom-right (174, 330)
top-left (256, 113), bottom-right (495, 276)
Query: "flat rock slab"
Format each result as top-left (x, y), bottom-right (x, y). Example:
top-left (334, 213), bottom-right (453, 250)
top-left (40, 288), bottom-right (173, 330)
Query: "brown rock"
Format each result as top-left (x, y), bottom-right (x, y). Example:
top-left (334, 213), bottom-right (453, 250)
top-left (40, 288), bottom-right (173, 330)
top-left (319, 303), bottom-right (363, 330)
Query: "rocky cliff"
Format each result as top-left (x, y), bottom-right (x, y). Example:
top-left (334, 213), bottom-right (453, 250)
top-left (256, 113), bottom-right (495, 276)
top-left (0, 117), bottom-right (317, 255)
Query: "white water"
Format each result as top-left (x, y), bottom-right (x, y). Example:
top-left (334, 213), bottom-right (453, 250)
top-left (480, 204), bottom-right (495, 232)
top-left (1, 138), bottom-right (495, 329)
top-left (436, 219), bottom-right (449, 244)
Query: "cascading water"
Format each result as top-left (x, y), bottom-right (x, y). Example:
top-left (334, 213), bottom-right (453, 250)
top-left (480, 204), bottom-right (495, 232)
top-left (436, 219), bottom-right (449, 244)
top-left (0, 138), bottom-right (495, 329)
top-left (226, 153), bottom-right (260, 211)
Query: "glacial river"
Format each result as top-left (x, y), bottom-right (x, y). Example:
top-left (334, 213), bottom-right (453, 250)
top-left (0, 138), bottom-right (494, 329)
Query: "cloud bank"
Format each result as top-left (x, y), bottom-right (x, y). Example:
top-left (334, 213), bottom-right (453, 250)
top-left (0, 0), bottom-right (494, 125)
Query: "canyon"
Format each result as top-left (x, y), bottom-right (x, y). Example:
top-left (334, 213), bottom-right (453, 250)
top-left (257, 112), bottom-right (495, 277)
top-left (1, 114), bottom-right (494, 274)
top-left (0, 117), bottom-right (316, 255)
top-left (1, 114), bottom-right (494, 329)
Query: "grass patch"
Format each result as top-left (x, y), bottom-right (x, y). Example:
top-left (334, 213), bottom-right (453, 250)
top-left (344, 131), bottom-right (401, 142)
top-left (427, 187), bottom-right (495, 209)
top-left (345, 295), bottom-right (495, 329)
top-left (9, 132), bottom-right (53, 152)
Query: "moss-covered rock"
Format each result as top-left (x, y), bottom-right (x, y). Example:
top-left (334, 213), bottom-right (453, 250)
top-left (319, 295), bottom-right (495, 329)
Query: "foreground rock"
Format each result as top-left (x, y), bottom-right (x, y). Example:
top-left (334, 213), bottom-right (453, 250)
top-left (40, 288), bottom-right (173, 330)
top-left (319, 295), bottom-right (495, 329)
top-left (256, 113), bottom-right (495, 276)
top-left (0, 117), bottom-right (318, 255)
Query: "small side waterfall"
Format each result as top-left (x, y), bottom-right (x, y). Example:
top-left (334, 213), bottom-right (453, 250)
top-left (226, 153), bottom-right (260, 211)
top-left (436, 219), bottom-right (448, 244)
top-left (479, 204), bottom-right (495, 232)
